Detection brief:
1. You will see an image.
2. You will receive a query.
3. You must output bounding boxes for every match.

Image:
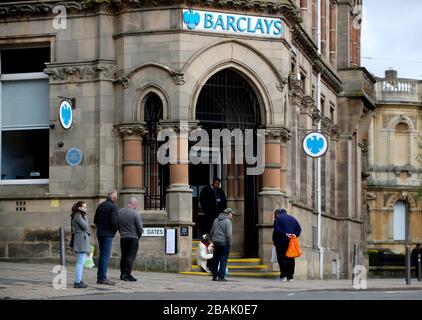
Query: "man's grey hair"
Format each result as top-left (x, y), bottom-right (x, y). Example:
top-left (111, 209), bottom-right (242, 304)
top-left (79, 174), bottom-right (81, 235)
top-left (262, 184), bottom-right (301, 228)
top-left (128, 197), bottom-right (138, 205)
top-left (108, 189), bottom-right (117, 197)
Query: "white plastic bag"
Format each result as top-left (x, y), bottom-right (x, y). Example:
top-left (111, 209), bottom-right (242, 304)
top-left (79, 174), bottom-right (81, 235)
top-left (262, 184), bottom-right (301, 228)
top-left (271, 245), bottom-right (278, 263)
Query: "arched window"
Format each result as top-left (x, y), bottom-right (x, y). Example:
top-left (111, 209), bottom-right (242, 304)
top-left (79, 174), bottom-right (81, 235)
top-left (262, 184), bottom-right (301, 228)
top-left (393, 122), bottom-right (410, 166)
top-left (143, 93), bottom-right (169, 210)
top-left (393, 200), bottom-right (406, 240)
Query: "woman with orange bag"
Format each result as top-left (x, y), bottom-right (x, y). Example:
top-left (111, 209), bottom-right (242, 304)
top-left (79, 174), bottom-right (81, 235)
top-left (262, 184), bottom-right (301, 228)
top-left (272, 208), bottom-right (302, 282)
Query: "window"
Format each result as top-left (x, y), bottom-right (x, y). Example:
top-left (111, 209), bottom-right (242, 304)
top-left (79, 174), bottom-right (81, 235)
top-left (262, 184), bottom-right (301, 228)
top-left (393, 200), bottom-right (406, 241)
top-left (0, 47), bottom-right (50, 183)
top-left (143, 93), bottom-right (169, 210)
top-left (320, 95), bottom-right (326, 116)
top-left (330, 103), bottom-right (335, 120)
top-left (300, 71), bottom-right (306, 94)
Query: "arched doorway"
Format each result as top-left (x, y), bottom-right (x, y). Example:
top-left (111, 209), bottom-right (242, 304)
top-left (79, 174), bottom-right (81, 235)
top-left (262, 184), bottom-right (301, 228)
top-left (191, 68), bottom-right (262, 257)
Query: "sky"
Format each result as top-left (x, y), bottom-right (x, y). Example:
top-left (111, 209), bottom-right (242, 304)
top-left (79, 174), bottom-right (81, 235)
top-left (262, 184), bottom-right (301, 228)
top-left (361, 0), bottom-right (422, 80)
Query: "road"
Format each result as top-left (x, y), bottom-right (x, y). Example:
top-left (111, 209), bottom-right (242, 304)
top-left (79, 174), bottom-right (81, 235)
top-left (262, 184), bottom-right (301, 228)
top-left (54, 289), bottom-right (422, 300)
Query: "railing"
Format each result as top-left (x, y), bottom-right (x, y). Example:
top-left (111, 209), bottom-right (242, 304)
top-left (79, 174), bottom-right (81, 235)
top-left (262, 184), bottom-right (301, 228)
top-left (376, 79), bottom-right (421, 103)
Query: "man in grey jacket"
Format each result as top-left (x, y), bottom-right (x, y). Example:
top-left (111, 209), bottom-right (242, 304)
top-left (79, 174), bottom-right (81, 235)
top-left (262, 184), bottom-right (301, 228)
top-left (118, 197), bottom-right (143, 281)
top-left (210, 208), bottom-right (234, 282)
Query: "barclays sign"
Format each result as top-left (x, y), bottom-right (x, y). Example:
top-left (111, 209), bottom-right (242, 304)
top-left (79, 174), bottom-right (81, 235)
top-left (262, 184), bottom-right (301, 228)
top-left (182, 9), bottom-right (283, 38)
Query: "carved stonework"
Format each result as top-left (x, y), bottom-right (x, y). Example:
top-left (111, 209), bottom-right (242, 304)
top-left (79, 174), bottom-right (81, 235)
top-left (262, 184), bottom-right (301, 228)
top-left (382, 114), bottom-right (395, 128)
top-left (44, 61), bottom-right (116, 83)
top-left (265, 126), bottom-right (292, 143)
top-left (276, 78), bottom-right (289, 92)
top-left (300, 95), bottom-right (314, 114)
top-left (321, 116), bottom-right (341, 137)
top-left (0, 1), bottom-right (86, 17)
top-left (288, 73), bottom-right (304, 105)
top-left (116, 124), bottom-right (148, 138)
top-left (168, 70), bottom-right (186, 85)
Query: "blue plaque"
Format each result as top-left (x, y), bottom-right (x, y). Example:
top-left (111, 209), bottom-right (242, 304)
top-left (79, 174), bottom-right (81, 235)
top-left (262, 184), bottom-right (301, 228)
top-left (66, 148), bottom-right (83, 166)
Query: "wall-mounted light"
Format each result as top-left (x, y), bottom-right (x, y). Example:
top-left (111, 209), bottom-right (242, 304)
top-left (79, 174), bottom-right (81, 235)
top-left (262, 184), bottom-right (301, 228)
top-left (57, 141), bottom-right (64, 148)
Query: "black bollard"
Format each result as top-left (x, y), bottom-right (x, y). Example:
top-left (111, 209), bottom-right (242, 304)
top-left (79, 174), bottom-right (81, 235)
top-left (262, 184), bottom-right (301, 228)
top-left (418, 253), bottom-right (421, 282)
top-left (59, 227), bottom-right (65, 267)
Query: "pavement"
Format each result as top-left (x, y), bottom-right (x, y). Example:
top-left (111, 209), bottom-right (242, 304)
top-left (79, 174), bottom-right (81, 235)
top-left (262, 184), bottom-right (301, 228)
top-left (1, 262), bottom-right (422, 300)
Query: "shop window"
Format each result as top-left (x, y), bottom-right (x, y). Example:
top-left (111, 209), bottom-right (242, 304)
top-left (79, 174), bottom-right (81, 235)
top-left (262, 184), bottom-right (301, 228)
top-left (0, 46), bottom-right (50, 183)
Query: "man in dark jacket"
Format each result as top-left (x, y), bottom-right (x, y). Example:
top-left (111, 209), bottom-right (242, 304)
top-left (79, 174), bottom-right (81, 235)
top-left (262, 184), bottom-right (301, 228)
top-left (118, 197), bottom-right (143, 282)
top-left (94, 189), bottom-right (119, 285)
top-left (199, 178), bottom-right (227, 234)
top-left (210, 208), bottom-right (234, 282)
top-left (273, 208), bottom-right (302, 282)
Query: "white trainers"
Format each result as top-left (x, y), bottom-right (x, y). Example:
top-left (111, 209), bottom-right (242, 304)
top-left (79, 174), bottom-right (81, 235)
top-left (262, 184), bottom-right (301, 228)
top-left (279, 277), bottom-right (288, 282)
top-left (287, 278), bottom-right (294, 282)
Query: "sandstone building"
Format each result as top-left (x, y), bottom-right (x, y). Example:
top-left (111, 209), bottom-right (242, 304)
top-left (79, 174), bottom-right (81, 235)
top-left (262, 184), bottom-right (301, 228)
top-left (0, 0), bottom-right (374, 279)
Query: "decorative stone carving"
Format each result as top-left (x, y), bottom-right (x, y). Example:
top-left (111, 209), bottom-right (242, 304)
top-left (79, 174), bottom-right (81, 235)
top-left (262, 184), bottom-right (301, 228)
top-left (0, 1), bottom-right (86, 17)
top-left (276, 78), bottom-right (289, 92)
top-left (44, 61), bottom-right (116, 83)
top-left (288, 73), bottom-right (303, 105)
top-left (116, 124), bottom-right (148, 138)
top-left (265, 126), bottom-right (292, 143)
top-left (168, 70), bottom-right (186, 85)
top-left (321, 116), bottom-right (341, 137)
top-left (300, 95), bottom-right (314, 114)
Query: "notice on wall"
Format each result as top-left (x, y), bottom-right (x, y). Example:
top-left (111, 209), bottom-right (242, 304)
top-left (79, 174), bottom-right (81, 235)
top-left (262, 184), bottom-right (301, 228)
top-left (166, 228), bottom-right (177, 254)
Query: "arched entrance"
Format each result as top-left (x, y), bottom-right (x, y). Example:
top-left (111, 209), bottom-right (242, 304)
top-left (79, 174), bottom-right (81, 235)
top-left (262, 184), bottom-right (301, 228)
top-left (190, 68), bottom-right (262, 257)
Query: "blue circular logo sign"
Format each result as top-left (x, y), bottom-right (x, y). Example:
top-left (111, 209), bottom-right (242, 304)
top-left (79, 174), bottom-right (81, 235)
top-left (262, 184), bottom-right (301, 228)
top-left (183, 9), bottom-right (200, 30)
top-left (59, 100), bottom-right (73, 130)
top-left (303, 132), bottom-right (329, 158)
top-left (66, 148), bottom-right (83, 166)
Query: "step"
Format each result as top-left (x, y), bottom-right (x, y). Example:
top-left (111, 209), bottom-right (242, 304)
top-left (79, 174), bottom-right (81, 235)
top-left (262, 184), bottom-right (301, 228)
top-left (179, 271), bottom-right (280, 279)
top-left (192, 252), bottom-right (242, 258)
top-left (191, 265), bottom-right (268, 272)
top-left (192, 257), bottom-right (260, 265)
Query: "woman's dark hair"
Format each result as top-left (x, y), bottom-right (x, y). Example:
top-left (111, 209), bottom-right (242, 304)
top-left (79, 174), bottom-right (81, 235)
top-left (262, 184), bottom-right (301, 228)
top-left (71, 201), bottom-right (87, 219)
top-left (201, 233), bottom-right (211, 243)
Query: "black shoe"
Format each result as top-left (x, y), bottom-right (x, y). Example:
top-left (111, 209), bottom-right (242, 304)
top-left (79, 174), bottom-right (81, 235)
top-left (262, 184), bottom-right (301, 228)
top-left (97, 279), bottom-right (115, 286)
top-left (218, 277), bottom-right (227, 282)
top-left (127, 275), bottom-right (137, 282)
top-left (212, 277), bottom-right (218, 281)
top-left (74, 282), bottom-right (88, 288)
top-left (120, 274), bottom-right (129, 281)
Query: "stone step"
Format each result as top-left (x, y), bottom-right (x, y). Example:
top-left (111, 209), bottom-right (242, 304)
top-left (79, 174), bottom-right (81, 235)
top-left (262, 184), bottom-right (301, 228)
top-left (179, 271), bottom-right (280, 279)
top-left (191, 264), bottom-right (268, 272)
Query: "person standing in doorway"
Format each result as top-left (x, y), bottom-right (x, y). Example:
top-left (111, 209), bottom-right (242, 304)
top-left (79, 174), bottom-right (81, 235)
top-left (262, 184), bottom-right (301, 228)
top-left (94, 190), bottom-right (119, 285)
top-left (210, 208), bottom-right (234, 282)
top-left (273, 208), bottom-right (302, 282)
top-left (118, 197), bottom-right (143, 281)
top-left (71, 201), bottom-right (91, 288)
top-left (199, 178), bottom-right (227, 234)
top-left (411, 243), bottom-right (422, 279)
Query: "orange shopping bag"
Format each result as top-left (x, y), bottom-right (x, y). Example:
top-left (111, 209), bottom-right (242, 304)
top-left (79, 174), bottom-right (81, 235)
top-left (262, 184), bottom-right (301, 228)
top-left (286, 235), bottom-right (302, 258)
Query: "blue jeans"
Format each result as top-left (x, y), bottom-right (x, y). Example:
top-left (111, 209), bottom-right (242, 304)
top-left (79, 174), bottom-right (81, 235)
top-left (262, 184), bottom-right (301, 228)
top-left (75, 252), bottom-right (87, 283)
top-left (212, 244), bottom-right (230, 279)
top-left (97, 236), bottom-right (113, 281)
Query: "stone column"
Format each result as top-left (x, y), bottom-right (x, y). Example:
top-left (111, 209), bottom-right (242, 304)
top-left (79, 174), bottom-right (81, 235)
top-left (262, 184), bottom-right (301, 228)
top-left (118, 124), bottom-right (147, 208)
top-left (160, 120), bottom-right (195, 272)
top-left (258, 126), bottom-right (291, 268)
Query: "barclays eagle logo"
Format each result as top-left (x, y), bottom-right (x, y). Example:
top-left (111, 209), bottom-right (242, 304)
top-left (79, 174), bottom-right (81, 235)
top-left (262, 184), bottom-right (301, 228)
top-left (306, 135), bottom-right (325, 154)
top-left (183, 9), bottom-right (200, 29)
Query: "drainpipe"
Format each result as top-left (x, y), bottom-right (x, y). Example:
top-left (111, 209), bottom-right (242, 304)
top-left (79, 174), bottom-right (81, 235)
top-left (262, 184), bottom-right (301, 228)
top-left (316, 0), bottom-right (324, 280)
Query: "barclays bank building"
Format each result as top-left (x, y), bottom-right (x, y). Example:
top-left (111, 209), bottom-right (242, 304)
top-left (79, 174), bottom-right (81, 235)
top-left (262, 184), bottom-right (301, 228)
top-left (0, 0), bottom-right (375, 279)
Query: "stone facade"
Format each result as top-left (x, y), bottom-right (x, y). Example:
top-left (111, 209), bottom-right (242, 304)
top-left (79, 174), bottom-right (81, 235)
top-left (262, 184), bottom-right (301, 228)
top-left (367, 69), bottom-right (422, 254)
top-left (0, 0), bottom-right (372, 279)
